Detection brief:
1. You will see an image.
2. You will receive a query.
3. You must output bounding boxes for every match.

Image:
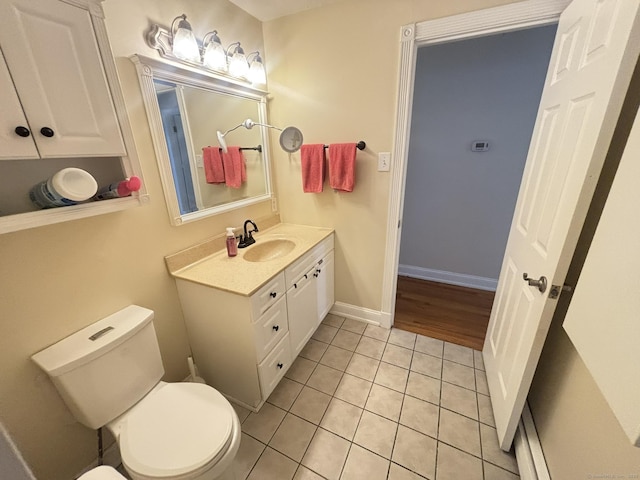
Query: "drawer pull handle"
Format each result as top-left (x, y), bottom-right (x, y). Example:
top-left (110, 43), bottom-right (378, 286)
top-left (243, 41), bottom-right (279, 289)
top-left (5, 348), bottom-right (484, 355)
top-left (294, 283), bottom-right (297, 289)
top-left (304, 274), bottom-right (308, 279)
top-left (277, 363), bottom-right (284, 369)
top-left (40, 127), bottom-right (55, 137)
top-left (15, 126), bottom-right (31, 137)
top-left (273, 325), bottom-right (279, 332)
top-left (270, 292), bottom-right (277, 298)
top-left (313, 273), bottom-right (319, 278)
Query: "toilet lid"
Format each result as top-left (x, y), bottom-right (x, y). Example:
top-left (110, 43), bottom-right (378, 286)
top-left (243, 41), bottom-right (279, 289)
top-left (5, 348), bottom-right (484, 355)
top-left (120, 383), bottom-right (234, 478)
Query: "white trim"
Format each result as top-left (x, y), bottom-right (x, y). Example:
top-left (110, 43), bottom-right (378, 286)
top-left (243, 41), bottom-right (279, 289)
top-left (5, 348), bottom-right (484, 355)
top-left (330, 302), bottom-right (382, 326)
top-left (514, 402), bottom-right (551, 480)
top-left (381, 0), bottom-right (569, 326)
top-left (398, 265), bottom-right (497, 291)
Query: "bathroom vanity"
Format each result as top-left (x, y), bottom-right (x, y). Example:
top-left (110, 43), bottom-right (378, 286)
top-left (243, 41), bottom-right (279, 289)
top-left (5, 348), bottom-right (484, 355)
top-left (168, 223), bottom-right (334, 410)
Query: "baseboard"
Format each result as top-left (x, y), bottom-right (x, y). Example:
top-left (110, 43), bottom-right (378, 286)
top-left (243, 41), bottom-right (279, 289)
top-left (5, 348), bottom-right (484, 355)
top-left (330, 302), bottom-right (383, 326)
top-left (398, 264), bottom-right (497, 291)
top-left (514, 402), bottom-right (550, 480)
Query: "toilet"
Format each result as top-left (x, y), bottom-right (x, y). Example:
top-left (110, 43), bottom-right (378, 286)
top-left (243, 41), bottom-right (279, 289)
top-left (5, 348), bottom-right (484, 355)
top-left (32, 305), bottom-right (241, 480)
top-left (78, 466), bottom-right (126, 479)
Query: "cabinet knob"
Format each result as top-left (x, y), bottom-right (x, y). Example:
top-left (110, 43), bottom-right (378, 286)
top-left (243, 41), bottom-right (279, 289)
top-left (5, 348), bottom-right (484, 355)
top-left (14, 126), bottom-right (31, 137)
top-left (273, 325), bottom-right (279, 332)
top-left (277, 363), bottom-right (283, 369)
top-left (40, 127), bottom-right (55, 138)
top-left (270, 292), bottom-right (277, 298)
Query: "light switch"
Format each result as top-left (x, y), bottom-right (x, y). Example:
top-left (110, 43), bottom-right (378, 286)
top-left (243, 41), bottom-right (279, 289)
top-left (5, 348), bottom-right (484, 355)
top-left (378, 152), bottom-right (391, 172)
top-left (196, 154), bottom-right (203, 168)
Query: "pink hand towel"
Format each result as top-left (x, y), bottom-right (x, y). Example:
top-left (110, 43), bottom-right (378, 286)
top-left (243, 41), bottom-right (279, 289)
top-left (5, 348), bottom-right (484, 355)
top-left (301, 144), bottom-right (326, 193)
top-left (328, 143), bottom-right (357, 192)
top-left (202, 146), bottom-right (225, 184)
top-left (222, 146), bottom-right (247, 189)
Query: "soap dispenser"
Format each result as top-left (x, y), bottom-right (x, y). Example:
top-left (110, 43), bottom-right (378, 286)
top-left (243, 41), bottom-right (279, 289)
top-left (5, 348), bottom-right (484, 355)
top-left (226, 228), bottom-right (237, 257)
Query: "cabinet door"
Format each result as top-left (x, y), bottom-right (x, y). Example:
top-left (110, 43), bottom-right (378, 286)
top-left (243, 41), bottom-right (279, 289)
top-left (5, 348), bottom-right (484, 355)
top-left (0, 49), bottom-right (38, 160)
top-left (315, 250), bottom-right (335, 325)
top-left (287, 268), bottom-right (318, 357)
top-left (0, 0), bottom-right (125, 158)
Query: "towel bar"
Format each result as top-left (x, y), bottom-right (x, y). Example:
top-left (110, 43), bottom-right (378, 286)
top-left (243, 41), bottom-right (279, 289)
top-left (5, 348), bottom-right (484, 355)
top-left (323, 141), bottom-right (366, 151)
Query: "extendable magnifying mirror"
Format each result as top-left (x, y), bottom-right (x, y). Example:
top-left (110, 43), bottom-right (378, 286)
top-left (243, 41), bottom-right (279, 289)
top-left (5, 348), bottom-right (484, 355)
top-left (217, 119), bottom-right (303, 153)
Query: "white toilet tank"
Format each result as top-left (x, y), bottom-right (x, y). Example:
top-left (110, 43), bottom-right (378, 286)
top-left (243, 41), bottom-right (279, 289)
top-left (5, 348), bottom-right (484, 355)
top-left (32, 305), bottom-right (164, 430)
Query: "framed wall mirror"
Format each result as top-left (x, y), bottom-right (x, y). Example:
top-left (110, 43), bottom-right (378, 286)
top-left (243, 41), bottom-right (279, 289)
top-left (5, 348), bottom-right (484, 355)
top-left (131, 54), bottom-right (272, 225)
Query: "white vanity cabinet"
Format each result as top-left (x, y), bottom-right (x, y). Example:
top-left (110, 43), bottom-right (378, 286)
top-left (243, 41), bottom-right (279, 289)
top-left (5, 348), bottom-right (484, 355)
top-left (0, 0), bottom-right (146, 234)
top-left (175, 232), bottom-right (335, 410)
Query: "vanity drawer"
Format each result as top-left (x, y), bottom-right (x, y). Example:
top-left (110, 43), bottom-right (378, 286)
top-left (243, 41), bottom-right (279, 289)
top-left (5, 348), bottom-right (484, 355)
top-left (285, 235), bottom-right (334, 290)
top-left (258, 333), bottom-right (292, 399)
top-left (253, 296), bottom-right (288, 363)
top-left (251, 272), bottom-right (286, 320)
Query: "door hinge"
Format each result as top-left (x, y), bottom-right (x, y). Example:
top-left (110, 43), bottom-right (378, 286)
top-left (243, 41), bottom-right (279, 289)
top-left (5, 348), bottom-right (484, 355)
top-left (549, 284), bottom-right (573, 299)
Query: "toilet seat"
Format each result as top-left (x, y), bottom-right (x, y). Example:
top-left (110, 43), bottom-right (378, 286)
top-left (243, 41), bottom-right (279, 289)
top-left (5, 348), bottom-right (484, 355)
top-left (119, 383), bottom-right (234, 479)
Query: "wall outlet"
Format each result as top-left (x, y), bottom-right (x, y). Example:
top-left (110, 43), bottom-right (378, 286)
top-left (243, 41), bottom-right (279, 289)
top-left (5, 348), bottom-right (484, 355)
top-left (271, 197), bottom-right (278, 212)
top-left (378, 152), bottom-right (391, 172)
top-left (195, 154), bottom-right (203, 168)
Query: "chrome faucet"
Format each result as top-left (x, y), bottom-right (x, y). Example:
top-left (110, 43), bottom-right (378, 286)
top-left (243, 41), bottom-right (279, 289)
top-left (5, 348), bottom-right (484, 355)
top-left (238, 219), bottom-right (258, 248)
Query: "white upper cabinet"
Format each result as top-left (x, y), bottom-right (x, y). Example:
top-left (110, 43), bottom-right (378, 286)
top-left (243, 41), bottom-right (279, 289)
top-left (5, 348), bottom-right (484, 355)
top-left (0, 0), bottom-right (125, 159)
top-left (0, 49), bottom-right (39, 159)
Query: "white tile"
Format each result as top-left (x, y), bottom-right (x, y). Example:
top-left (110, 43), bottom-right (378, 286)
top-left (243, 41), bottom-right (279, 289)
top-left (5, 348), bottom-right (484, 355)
top-left (285, 357), bottom-right (317, 384)
top-left (353, 410), bottom-right (398, 459)
top-left (341, 318), bottom-right (368, 334)
top-left (475, 369), bottom-right (489, 395)
top-left (477, 393), bottom-right (495, 427)
top-left (232, 403), bottom-right (252, 423)
top-left (387, 463), bottom-right (425, 480)
top-left (365, 384), bottom-right (404, 422)
top-left (320, 345), bottom-right (354, 371)
top-left (294, 466), bottom-right (326, 480)
top-left (267, 377), bottom-right (304, 410)
top-left (480, 423), bottom-right (519, 474)
top-left (320, 398), bottom-right (363, 440)
top-left (307, 364), bottom-right (343, 395)
top-left (242, 403), bottom-right (287, 444)
top-left (405, 371), bottom-right (441, 405)
top-left (443, 342), bottom-right (474, 367)
top-left (334, 373), bottom-right (373, 408)
top-left (340, 444), bottom-right (390, 480)
top-left (391, 425), bottom-right (437, 479)
top-left (414, 335), bottom-right (444, 357)
top-left (247, 447), bottom-right (298, 480)
top-left (440, 382), bottom-right (478, 420)
top-left (382, 343), bottom-right (413, 369)
top-left (269, 413), bottom-right (316, 462)
top-left (345, 353), bottom-right (380, 381)
top-left (374, 362), bottom-right (409, 393)
top-left (312, 324), bottom-right (339, 343)
top-left (410, 352), bottom-right (442, 379)
top-left (363, 324), bottom-right (391, 342)
top-left (331, 329), bottom-right (362, 351)
top-left (436, 442), bottom-right (483, 480)
top-left (473, 350), bottom-right (485, 371)
top-left (442, 360), bottom-right (476, 390)
top-left (290, 386), bottom-right (332, 425)
top-left (302, 428), bottom-right (351, 480)
top-left (483, 462), bottom-right (521, 480)
top-left (300, 339), bottom-right (329, 362)
top-left (232, 433), bottom-right (265, 480)
top-left (355, 336), bottom-right (386, 360)
top-left (399, 395), bottom-right (439, 438)
top-left (388, 329), bottom-right (417, 349)
top-left (438, 409), bottom-right (481, 457)
top-left (322, 314), bottom-right (345, 328)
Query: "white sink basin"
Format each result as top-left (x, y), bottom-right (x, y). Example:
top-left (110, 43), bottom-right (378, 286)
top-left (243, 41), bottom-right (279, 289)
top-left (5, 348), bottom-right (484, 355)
top-left (243, 239), bottom-right (296, 262)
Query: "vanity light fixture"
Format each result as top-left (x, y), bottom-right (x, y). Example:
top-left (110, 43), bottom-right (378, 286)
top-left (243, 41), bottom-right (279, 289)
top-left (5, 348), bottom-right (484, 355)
top-left (247, 52), bottom-right (267, 85)
top-left (217, 119), bottom-right (303, 154)
top-left (227, 42), bottom-right (250, 79)
top-left (202, 31), bottom-right (227, 71)
top-left (170, 14), bottom-right (200, 62)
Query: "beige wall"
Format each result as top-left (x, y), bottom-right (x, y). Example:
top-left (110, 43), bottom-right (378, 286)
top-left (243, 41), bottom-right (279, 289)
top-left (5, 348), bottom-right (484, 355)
top-left (263, 0), bottom-right (518, 312)
top-left (0, 1), bottom-right (269, 479)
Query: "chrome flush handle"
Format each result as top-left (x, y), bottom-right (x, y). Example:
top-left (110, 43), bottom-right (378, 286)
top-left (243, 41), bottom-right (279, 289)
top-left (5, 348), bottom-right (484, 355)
top-left (523, 273), bottom-right (547, 293)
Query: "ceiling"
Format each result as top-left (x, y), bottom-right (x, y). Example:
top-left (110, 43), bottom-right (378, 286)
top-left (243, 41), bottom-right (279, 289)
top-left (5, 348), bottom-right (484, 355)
top-left (228, 0), bottom-right (347, 22)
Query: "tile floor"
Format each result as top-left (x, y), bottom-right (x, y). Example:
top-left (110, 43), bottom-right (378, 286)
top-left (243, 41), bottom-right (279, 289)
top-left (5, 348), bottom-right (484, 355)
top-left (230, 315), bottom-right (520, 480)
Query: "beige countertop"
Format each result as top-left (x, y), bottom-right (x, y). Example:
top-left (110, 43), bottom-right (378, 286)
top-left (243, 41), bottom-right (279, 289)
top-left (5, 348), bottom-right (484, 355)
top-left (169, 223), bottom-right (334, 296)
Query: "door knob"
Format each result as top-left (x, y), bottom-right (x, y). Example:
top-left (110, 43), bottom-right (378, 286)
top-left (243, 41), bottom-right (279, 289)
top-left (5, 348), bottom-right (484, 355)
top-left (523, 273), bottom-right (547, 293)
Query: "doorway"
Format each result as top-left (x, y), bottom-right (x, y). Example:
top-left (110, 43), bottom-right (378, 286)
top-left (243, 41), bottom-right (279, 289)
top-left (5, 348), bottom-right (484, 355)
top-left (394, 26), bottom-right (557, 348)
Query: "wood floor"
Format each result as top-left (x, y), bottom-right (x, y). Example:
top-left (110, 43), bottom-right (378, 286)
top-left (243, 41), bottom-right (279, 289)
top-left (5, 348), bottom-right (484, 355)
top-left (394, 276), bottom-right (495, 350)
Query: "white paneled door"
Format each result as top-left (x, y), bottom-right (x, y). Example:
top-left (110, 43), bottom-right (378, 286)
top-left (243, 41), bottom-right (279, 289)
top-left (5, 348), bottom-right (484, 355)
top-left (483, 0), bottom-right (640, 450)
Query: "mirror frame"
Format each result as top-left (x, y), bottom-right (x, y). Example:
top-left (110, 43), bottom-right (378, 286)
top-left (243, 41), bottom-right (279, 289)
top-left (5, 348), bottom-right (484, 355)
top-left (130, 54), bottom-right (273, 226)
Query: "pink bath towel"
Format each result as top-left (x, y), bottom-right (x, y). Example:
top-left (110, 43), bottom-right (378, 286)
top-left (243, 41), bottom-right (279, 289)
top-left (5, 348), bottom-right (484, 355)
top-left (222, 146), bottom-right (247, 188)
top-left (301, 144), bottom-right (326, 193)
top-left (328, 143), bottom-right (357, 192)
top-left (202, 146), bottom-right (225, 184)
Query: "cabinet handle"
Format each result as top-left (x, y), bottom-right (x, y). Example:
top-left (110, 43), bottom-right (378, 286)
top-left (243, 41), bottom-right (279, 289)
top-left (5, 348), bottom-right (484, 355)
top-left (273, 325), bottom-right (279, 332)
top-left (270, 292), bottom-right (277, 298)
top-left (40, 127), bottom-right (55, 138)
top-left (294, 283), bottom-right (297, 289)
top-left (277, 362), bottom-right (283, 369)
top-left (304, 274), bottom-right (308, 279)
top-left (313, 273), bottom-right (319, 278)
top-left (15, 126), bottom-right (31, 137)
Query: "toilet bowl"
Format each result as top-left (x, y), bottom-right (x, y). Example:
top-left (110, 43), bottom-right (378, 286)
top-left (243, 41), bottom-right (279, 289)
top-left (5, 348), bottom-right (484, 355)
top-left (32, 305), bottom-right (240, 480)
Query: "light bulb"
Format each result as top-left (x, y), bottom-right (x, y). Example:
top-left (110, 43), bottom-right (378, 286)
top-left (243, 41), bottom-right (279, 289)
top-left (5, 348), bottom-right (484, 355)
top-left (172, 15), bottom-right (200, 62)
top-left (228, 45), bottom-right (249, 78)
top-left (203, 32), bottom-right (227, 71)
top-left (248, 54), bottom-right (266, 85)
